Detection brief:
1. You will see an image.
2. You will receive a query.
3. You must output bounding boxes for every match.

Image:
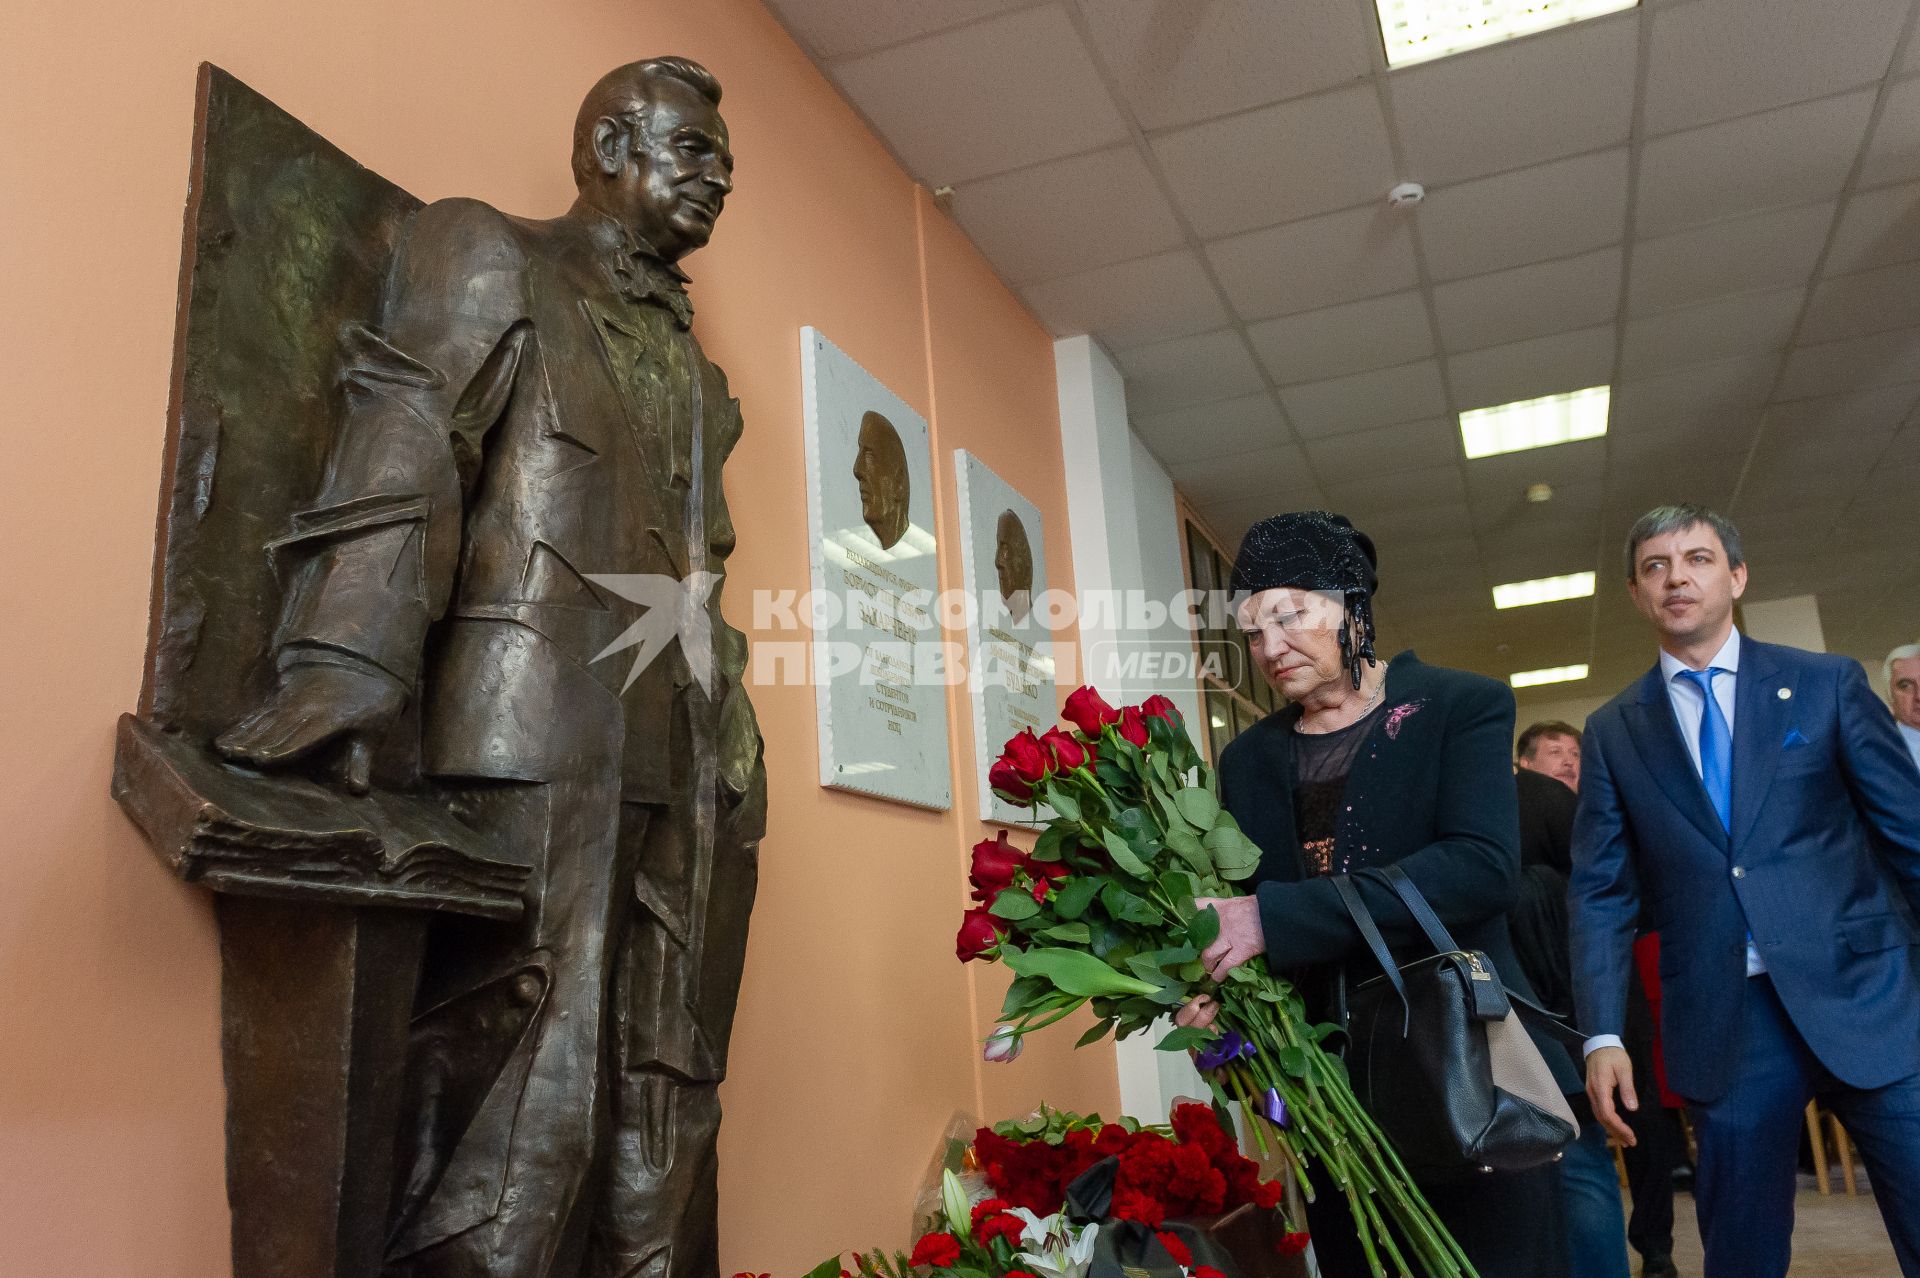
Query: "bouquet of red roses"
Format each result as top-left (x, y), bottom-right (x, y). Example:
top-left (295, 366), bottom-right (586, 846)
top-left (959, 689), bottom-right (1475, 1278)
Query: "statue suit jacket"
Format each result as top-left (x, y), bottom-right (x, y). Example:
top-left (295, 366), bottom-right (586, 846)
top-left (1569, 635), bottom-right (1920, 1102)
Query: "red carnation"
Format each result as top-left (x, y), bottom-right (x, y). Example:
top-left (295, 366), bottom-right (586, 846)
top-left (989, 758), bottom-right (1033, 803)
top-left (999, 729), bottom-right (1051, 785)
top-left (1040, 726), bottom-right (1092, 771)
top-left (1277, 1232), bottom-right (1311, 1256)
top-left (1155, 1232), bottom-right (1193, 1268)
top-left (1062, 686), bottom-right (1121, 736)
top-left (977, 1212), bottom-right (1026, 1248)
top-left (1141, 693), bottom-right (1181, 724)
top-left (1117, 706), bottom-right (1149, 747)
top-left (970, 1198), bottom-right (1011, 1226)
top-left (1112, 1187), bottom-right (1167, 1226)
top-left (969, 831), bottom-right (1028, 901)
top-left (956, 907), bottom-right (1007, 962)
top-left (909, 1232), bottom-right (961, 1269)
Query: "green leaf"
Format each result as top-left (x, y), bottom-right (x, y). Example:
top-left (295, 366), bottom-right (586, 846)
top-left (1099, 882), bottom-right (1160, 924)
top-left (1076, 1018), bottom-right (1116, 1048)
top-left (1031, 823), bottom-right (1069, 861)
top-left (1174, 788), bottom-right (1221, 830)
top-left (1004, 946), bottom-right (1163, 998)
top-left (1156, 1025), bottom-right (1215, 1053)
top-left (804, 1259), bottom-right (844, 1278)
top-left (1000, 974), bottom-right (1047, 1017)
top-left (1041, 922), bottom-right (1092, 943)
top-left (1052, 875), bottom-right (1102, 920)
top-left (1102, 827), bottom-right (1153, 878)
top-left (1204, 823), bottom-right (1262, 879)
top-left (1163, 823), bottom-right (1211, 877)
top-left (990, 888), bottom-right (1041, 920)
top-left (1048, 786), bottom-right (1082, 823)
top-left (1277, 1045), bottom-right (1309, 1077)
top-left (1187, 904), bottom-right (1221, 951)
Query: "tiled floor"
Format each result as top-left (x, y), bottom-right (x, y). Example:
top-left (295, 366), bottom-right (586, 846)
top-left (1659, 1179), bottom-right (1902, 1277)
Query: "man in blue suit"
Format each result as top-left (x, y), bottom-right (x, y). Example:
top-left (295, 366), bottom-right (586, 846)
top-left (1571, 504), bottom-right (1920, 1278)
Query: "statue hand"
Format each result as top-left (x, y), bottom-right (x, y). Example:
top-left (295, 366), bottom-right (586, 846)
top-left (215, 659), bottom-right (406, 795)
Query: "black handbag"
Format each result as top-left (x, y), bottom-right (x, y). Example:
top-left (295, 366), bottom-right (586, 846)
top-left (1330, 864), bottom-right (1578, 1182)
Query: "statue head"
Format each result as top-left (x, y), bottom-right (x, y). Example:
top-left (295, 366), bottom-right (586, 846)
top-left (572, 57), bottom-right (732, 262)
top-left (852, 411), bottom-right (910, 549)
top-left (994, 510), bottom-right (1034, 622)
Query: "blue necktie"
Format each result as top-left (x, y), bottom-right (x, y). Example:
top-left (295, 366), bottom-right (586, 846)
top-left (1678, 667), bottom-right (1732, 832)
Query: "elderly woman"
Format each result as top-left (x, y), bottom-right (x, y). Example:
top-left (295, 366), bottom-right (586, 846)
top-left (1177, 512), bottom-right (1579, 1278)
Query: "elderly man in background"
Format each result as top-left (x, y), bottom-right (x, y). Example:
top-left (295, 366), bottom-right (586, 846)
top-left (1890, 644), bottom-right (1920, 775)
top-left (1519, 720), bottom-right (1583, 791)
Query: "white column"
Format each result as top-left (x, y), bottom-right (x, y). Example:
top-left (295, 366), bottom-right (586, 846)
top-left (1742, 594), bottom-right (1827, 652)
top-left (1055, 335), bottom-right (1207, 1121)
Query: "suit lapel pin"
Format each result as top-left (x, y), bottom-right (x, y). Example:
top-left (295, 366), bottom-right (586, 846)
top-left (1778, 687), bottom-right (1792, 700)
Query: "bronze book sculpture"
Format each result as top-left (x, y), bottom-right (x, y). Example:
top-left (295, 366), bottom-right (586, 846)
top-left (113, 58), bottom-right (764, 1278)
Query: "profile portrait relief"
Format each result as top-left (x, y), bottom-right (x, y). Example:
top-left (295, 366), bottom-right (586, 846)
top-left (994, 508), bottom-right (1034, 622)
top-left (852, 409), bottom-right (910, 549)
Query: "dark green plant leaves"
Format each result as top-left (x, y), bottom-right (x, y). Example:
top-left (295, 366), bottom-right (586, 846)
top-left (1004, 946), bottom-right (1162, 998)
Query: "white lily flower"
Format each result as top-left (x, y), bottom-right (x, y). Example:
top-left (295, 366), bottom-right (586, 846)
top-left (1010, 1208), bottom-right (1098, 1278)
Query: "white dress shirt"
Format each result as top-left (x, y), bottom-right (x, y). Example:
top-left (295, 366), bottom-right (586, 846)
top-left (1585, 628), bottom-right (1761, 1059)
top-left (1901, 721), bottom-right (1920, 777)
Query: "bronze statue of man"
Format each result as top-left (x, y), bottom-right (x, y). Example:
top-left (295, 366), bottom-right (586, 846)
top-left (216, 56), bottom-right (764, 1278)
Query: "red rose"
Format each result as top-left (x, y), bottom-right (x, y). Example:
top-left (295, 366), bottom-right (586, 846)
top-left (1040, 726), bottom-right (1091, 771)
top-left (977, 1212), bottom-right (1026, 1247)
top-left (989, 758), bottom-right (1033, 803)
top-left (999, 729), bottom-right (1051, 785)
top-left (1277, 1232), bottom-right (1311, 1256)
top-left (909, 1233), bottom-right (962, 1269)
top-left (1028, 858), bottom-right (1069, 902)
top-left (1141, 693), bottom-right (1181, 724)
top-left (956, 907), bottom-right (1007, 962)
top-left (1062, 686), bottom-right (1121, 736)
top-left (1194, 1267), bottom-right (1229, 1278)
top-left (1117, 706), bottom-right (1149, 747)
top-left (1155, 1232), bottom-right (1193, 1268)
top-left (969, 831), bottom-right (1028, 901)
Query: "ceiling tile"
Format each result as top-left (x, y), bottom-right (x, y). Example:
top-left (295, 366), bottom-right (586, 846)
top-left (1471, 476), bottom-right (1605, 536)
top-left (1390, 16), bottom-right (1638, 184)
top-left (1247, 291), bottom-right (1434, 385)
top-left (1302, 417), bottom-right (1463, 479)
top-left (1278, 359), bottom-right (1448, 439)
top-left (1448, 324), bottom-right (1617, 411)
top-left (1433, 248), bottom-right (1624, 353)
top-left (1607, 411), bottom-right (1761, 484)
top-left (1636, 91), bottom-right (1876, 237)
top-left (1800, 260), bottom-right (1920, 343)
top-left (1627, 202), bottom-right (1836, 315)
top-left (1084, 0), bottom-right (1374, 132)
top-left (1114, 328), bottom-right (1266, 415)
top-left (1152, 85), bottom-right (1397, 239)
top-left (829, 6), bottom-right (1128, 185)
top-left (1644, 0), bottom-right (1909, 134)
top-left (949, 146), bottom-right (1185, 285)
top-left (1418, 148), bottom-right (1629, 283)
top-left (1204, 488), bottom-right (1334, 538)
top-left (1824, 180), bottom-right (1920, 275)
top-left (1348, 500), bottom-right (1476, 548)
top-left (1611, 354), bottom-right (1779, 433)
top-left (766, 0), bottom-right (1039, 60)
top-left (1021, 249), bottom-right (1226, 349)
top-left (1774, 326), bottom-right (1920, 400)
top-left (1166, 443), bottom-right (1310, 505)
top-left (1861, 76), bottom-right (1920, 189)
top-left (1619, 287), bottom-right (1804, 378)
top-left (1466, 438), bottom-right (1612, 506)
top-left (1205, 204), bottom-right (1420, 321)
top-left (1324, 463), bottom-right (1467, 514)
top-left (1132, 392), bottom-right (1287, 464)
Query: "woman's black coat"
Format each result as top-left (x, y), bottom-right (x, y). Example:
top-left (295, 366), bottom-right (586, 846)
top-left (1216, 650), bottom-right (1582, 1095)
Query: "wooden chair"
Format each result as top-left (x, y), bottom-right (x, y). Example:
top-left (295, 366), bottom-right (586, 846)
top-left (1805, 1101), bottom-right (1860, 1195)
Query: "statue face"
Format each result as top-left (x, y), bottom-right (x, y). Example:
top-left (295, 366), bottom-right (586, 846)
top-left (994, 511), bottom-right (1033, 620)
top-left (617, 78), bottom-right (734, 261)
top-left (853, 413), bottom-right (909, 549)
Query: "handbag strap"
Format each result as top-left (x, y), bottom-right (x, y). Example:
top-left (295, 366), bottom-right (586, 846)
top-left (1330, 872), bottom-right (1411, 1034)
top-left (1379, 863), bottom-right (1465, 956)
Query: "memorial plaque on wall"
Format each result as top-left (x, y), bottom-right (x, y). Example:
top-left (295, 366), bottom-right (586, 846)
top-left (954, 450), bottom-right (1059, 826)
top-left (800, 327), bottom-right (953, 809)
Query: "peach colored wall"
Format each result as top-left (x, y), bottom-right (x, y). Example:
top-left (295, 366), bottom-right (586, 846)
top-left (0, 2), bottom-right (1118, 1275)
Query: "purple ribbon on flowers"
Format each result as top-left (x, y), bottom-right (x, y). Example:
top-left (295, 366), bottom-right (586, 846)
top-left (1263, 1088), bottom-right (1290, 1128)
top-left (1194, 1030), bottom-right (1256, 1073)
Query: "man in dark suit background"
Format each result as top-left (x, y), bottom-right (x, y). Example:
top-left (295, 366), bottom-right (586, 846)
top-left (1571, 504), bottom-right (1920, 1278)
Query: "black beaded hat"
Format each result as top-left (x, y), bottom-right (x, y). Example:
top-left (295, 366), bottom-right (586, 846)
top-left (1229, 511), bottom-right (1379, 689)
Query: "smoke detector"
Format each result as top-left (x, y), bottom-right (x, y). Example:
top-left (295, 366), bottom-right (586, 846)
top-left (1387, 182), bottom-right (1426, 208)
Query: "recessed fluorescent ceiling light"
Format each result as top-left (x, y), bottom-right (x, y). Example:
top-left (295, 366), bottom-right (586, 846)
top-left (1460, 385), bottom-right (1610, 460)
top-left (1493, 571), bottom-right (1597, 610)
top-left (1510, 663), bottom-right (1591, 689)
top-left (1377, 0), bottom-right (1639, 68)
